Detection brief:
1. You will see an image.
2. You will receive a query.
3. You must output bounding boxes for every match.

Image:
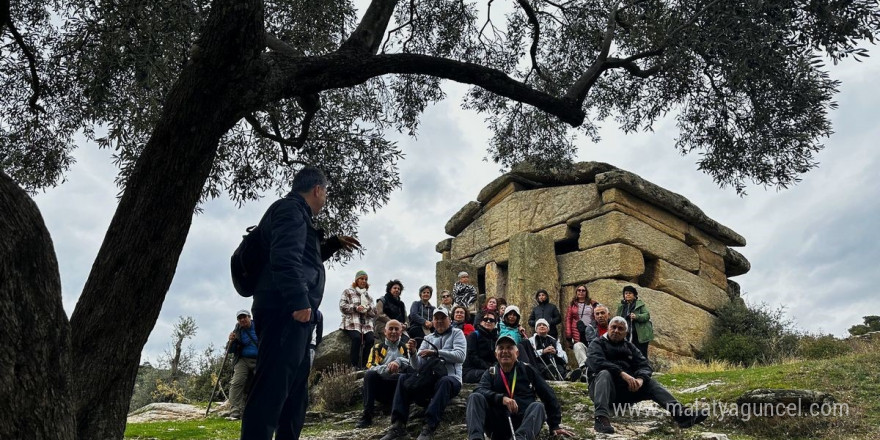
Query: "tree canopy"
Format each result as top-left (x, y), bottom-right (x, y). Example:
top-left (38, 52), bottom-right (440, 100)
top-left (2, 0), bottom-right (880, 439)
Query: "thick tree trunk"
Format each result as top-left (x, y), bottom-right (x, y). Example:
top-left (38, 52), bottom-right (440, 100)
top-left (66, 0), bottom-right (266, 438)
top-left (0, 171), bottom-right (74, 439)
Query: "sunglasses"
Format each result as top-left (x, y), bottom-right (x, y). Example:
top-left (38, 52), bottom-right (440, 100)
top-left (576, 288), bottom-right (586, 292)
top-left (442, 295), bottom-right (451, 298)
top-left (482, 318), bottom-right (497, 323)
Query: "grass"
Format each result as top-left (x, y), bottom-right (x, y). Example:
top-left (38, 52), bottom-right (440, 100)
top-left (125, 339), bottom-right (880, 439)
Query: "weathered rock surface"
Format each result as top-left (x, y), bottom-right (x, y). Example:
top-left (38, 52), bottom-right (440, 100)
top-left (127, 403), bottom-right (205, 423)
top-left (470, 242), bottom-right (510, 267)
top-left (557, 243), bottom-right (645, 285)
top-left (507, 232), bottom-right (560, 321)
top-left (724, 247), bottom-right (751, 277)
top-left (312, 329), bottom-right (350, 373)
top-left (435, 259), bottom-right (479, 297)
top-left (451, 184), bottom-right (600, 259)
top-left (586, 280), bottom-right (715, 356)
top-left (643, 259), bottom-right (729, 313)
top-left (484, 261), bottom-right (508, 299)
top-left (736, 389), bottom-right (836, 408)
top-left (510, 160), bottom-right (618, 185)
top-left (579, 211), bottom-right (700, 272)
top-left (476, 173), bottom-right (541, 204)
top-left (595, 170), bottom-right (746, 246)
top-left (445, 201), bottom-right (482, 237)
top-left (435, 238), bottom-right (452, 253)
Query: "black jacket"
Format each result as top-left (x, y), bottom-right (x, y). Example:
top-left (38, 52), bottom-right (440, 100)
top-left (528, 301), bottom-right (562, 339)
top-left (475, 361), bottom-right (562, 431)
top-left (586, 335), bottom-right (652, 383)
top-left (464, 325), bottom-right (498, 372)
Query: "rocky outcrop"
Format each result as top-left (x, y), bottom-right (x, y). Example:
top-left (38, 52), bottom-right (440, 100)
top-left (436, 162), bottom-right (749, 357)
top-left (312, 330), bottom-right (350, 373)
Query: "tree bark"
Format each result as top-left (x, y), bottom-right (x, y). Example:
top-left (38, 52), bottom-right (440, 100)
top-left (66, 0), bottom-right (266, 438)
top-left (0, 170), bottom-right (74, 440)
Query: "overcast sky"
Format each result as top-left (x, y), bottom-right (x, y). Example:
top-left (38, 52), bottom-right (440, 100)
top-left (31, 49), bottom-right (880, 366)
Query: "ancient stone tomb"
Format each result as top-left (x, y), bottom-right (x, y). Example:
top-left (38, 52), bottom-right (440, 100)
top-left (435, 162), bottom-right (750, 358)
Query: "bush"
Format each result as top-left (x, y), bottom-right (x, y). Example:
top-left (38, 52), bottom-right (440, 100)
top-left (699, 301), bottom-right (798, 366)
top-left (311, 364), bottom-right (358, 412)
top-left (798, 334), bottom-right (852, 360)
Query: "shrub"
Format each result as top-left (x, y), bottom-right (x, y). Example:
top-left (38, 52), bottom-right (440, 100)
top-left (798, 334), bottom-right (852, 360)
top-left (699, 300), bottom-right (798, 366)
top-left (311, 363), bottom-right (357, 412)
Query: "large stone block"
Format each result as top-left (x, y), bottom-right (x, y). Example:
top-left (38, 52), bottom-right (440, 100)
top-left (596, 170), bottom-right (746, 247)
top-left (484, 261), bottom-right (508, 300)
top-left (536, 223), bottom-right (577, 243)
top-left (643, 259), bottom-right (729, 313)
top-left (510, 161), bottom-right (618, 185)
top-left (506, 232), bottom-right (560, 322)
top-left (445, 201), bottom-right (482, 236)
top-left (724, 248), bottom-right (751, 277)
top-left (567, 202), bottom-right (686, 242)
top-left (557, 243), bottom-right (645, 285)
top-left (436, 260), bottom-right (479, 296)
top-left (694, 245), bottom-right (725, 271)
top-left (578, 211), bottom-right (700, 272)
top-left (470, 242), bottom-right (510, 267)
top-left (699, 261), bottom-right (728, 290)
top-left (451, 184), bottom-right (600, 259)
top-left (585, 279), bottom-right (716, 357)
top-left (436, 238), bottom-right (453, 253)
top-left (477, 173), bottom-right (540, 204)
top-left (601, 188), bottom-right (690, 237)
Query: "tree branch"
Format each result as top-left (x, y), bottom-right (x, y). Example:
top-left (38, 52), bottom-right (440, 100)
top-left (259, 52), bottom-right (585, 125)
top-left (565, 3), bottom-right (619, 102)
top-left (339, 0), bottom-right (399, 54)
top-left (5, 17), bottom-right (44, 114)
top-left (516, 0), bottom-right (548, 81)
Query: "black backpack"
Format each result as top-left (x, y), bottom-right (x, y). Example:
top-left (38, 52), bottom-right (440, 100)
top-left (402, 338), bottom-right (447, 393)
top-left (230, 225), bottom-right (267, 297)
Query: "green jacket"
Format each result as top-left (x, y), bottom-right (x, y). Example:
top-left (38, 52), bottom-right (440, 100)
top-left (616, 299), bottom-right (653, 344)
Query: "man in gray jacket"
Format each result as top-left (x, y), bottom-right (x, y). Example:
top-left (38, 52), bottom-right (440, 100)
top-left (380, 307), bottom-right (467, 440)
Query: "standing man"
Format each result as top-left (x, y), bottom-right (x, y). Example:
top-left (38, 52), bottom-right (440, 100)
top-left (380, 307), bottom-right (466, 440)
top-left (240, 167), bottom-right (360, 440)
top-left (588, 317), bottom-right (707, 434)
top-left (466, 335), bottom-right (574, 440)
top-left (225, 309), bottom-right (258, 420)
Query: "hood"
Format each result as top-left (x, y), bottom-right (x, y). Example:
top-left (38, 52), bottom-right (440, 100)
top-left (535, 291), bottom-right (549, 304)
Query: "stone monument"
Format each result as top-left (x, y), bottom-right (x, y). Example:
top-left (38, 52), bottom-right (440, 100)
top-left (435, 162), bottom-right (750, 358)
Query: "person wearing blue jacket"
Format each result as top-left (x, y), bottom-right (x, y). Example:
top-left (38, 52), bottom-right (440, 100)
top-left (240, 167), bottom-right (360, 440)
top-left (224, 309), bottom-right (258, 420)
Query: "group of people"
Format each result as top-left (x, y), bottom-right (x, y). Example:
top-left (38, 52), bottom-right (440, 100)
top-left (227, 166), bottom-right (706, 440)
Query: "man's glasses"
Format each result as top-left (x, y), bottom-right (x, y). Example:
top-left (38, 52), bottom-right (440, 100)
top-left (482, 318), bottom-right (497, 323)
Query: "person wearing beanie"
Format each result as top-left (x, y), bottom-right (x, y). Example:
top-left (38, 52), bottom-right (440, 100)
top-left (615, 285), bottom-right (653, 358)
top-left (340, 270), bottom-right (377, 368)
top-left (528, 318), bottom-right (568, 381)
top-left (527, 289), bottom-right (562, 339)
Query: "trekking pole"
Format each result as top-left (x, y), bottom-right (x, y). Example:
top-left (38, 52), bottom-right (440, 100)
top-left (507, 410), bottom-right (517, 439)
top-left (550, 358), bottom-right (565, 381)
top-left (205, 338), bottom-right (233, 417)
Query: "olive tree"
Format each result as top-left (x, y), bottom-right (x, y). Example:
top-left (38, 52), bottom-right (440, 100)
top-left (1, 0), bottom-right (878, 438)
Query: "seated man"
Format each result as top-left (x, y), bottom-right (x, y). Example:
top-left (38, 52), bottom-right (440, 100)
top-left (528, 318), bottom-right (568, 381)
top-left (380, 307), bottom-right (466, 440)
top-left (588, 317), bottom-right (707, 434)
top-left (570, 304), bottom-right (610, 381)
top-left (463, 310), bottom-right (499, 383)
top-left (357, 319), bottom-right (410, 428)
top-left (466, 335), bottom-right (574, 440)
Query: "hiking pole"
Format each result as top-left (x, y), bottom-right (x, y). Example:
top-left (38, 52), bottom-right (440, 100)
top-left (205, 338), bottom-right (233, 417)
top-left (507, 410), bottom-right (517, 439)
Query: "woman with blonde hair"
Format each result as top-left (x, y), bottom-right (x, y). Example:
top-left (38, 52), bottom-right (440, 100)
top-left (339, 270), bottom-right (377, 368)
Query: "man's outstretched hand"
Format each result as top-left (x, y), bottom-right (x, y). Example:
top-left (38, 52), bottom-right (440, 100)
top-left (337, 236), bottom-right (362, 252)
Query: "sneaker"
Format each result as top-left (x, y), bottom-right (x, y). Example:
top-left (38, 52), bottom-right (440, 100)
top-left (355, 413), bottom-right (372, 429)
top-left (416, 424), bottom-right (436, 440)
top-left (594, 416), bottom-right (615, 434)
top-left (224, 413), bottom-right (241, 421)
top-left (566, 367), bottom-right (582, 382)
top-left (380, 421), bottom-right (408, 440)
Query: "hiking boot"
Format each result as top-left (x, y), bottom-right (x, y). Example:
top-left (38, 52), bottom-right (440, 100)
top-left (380, 421), bottom-right (408, 440)
top-left (355, 413), bottom-right (372, 429)
top-left (594, 416), bottom-right (615, 434)
top-left (566, 367), bottom-right (582, 382)
top-left (675, 408), bottom-right (709, 429)
top-left (416, 424), bottom-right (436, 440)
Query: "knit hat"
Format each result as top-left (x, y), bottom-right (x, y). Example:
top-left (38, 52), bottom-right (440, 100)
top-left (355, 270), bottom-right (368, 279)
top-left (622, 285), bottom-right (638, 298)
top-left (458, 271), bottom-right (469, 278)
top-left (535, 318), bottom-right (550, 328)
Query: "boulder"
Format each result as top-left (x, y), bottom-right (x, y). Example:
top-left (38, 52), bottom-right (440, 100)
top-left (595, 170), bottom-right (746, 246)
top-left (312, 329), bottom-right (350, 373)
top-left (585, 279), bottom-right (716, 356)
top-left (557, 243), bottom-right (645, 285)
top-left (642, 259), bottom-right (729, 313)
top-left (506, 232), bottom-right (560, 323)
top-left (445, 201), bottom-right (482, 236)
top-left (450, 184), bottom-right (600, 259)
top-left (578, 211), bottom-right (700, 272)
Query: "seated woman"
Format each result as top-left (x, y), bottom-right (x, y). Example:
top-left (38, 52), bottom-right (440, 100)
top-left (438, 290), bottom-right (455, 310)
top-left (498, 305), bottom-right (536, 364)
top-left (462, 309), bottom-right (499, 383)
top-left (408, 285), bottom-right (435, 339)
top-left (339, 270), bottom-right (377, 368)
top-left (473, 296), bottom-right (499, 326)
top-left (451, 305), bottom-right (475, 336)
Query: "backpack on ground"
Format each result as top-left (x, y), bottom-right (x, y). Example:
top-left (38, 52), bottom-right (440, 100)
top-left (231, 225), bottom-right (266, 297)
